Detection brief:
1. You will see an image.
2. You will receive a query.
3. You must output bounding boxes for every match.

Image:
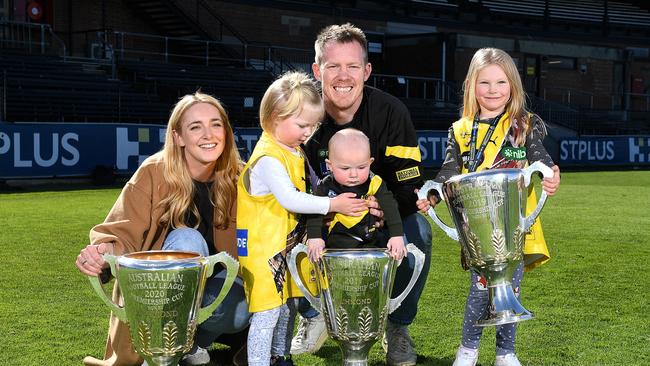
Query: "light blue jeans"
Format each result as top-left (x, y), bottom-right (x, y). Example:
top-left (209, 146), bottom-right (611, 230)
top-left (163, 228), bottom-right (251, 348)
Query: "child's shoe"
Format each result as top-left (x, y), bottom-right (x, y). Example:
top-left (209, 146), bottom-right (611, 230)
top-left (452, 345), bottom-right (478, 366)
top-left (495, 353), bottom-right (522, 366)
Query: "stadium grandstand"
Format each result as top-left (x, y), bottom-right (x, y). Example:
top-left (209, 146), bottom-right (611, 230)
top-left (1, 0), bottom-right (650, 177)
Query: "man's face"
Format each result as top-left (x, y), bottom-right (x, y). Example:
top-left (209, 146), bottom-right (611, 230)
top-left (313, 41), bottom-right (371, 118)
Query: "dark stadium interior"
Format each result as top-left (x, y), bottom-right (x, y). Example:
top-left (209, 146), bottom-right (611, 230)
top-left (1, 0), bottom-right (649, 134)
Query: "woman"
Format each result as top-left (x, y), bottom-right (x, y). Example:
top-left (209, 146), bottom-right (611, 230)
top-left (76, 92), bottom-right (250, 366)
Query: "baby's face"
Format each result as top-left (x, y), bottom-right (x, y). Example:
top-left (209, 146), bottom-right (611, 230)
top-left (327, 147), bottom-right (373, 187)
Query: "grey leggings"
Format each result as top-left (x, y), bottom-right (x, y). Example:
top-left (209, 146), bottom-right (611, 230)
top-left (460, 263), bottom-right (524, 356)
top-left (248, 302), bottom-right (298, 366)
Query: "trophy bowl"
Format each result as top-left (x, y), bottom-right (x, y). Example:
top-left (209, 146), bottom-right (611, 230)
top-left (289, 244), bottom-right (424, 366)
top-left (88, 250), bottom-right (238, 366)
top-left (419, 161), bottom-right (553, 326)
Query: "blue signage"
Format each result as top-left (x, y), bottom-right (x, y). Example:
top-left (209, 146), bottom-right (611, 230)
top-left (559, 136), bottom-right (650, 166)
top-left (3, 122), bottom-right (648, 179)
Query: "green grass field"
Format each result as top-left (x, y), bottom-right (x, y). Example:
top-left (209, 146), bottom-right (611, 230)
top-left (1, 171), bottom-right (649, 366)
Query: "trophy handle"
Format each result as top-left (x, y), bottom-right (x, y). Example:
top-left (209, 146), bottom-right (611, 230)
top-left (287, 244), bottom-right (321, 310)
top-left (196, 252), bottom-right (240, 324)
top-left (388, 243), bottom-right (425, 313)
top-left (87, 254), bottom-right (128, 322)
top-left (521, 161), bottom-right (554, 231)
top-left (418, 180), bottom-right (459, 241)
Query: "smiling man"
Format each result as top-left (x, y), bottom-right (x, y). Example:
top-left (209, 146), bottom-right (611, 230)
top-left (296, 23), bottom-right (434, 366)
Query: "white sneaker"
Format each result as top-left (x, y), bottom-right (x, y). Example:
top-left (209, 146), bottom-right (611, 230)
top-left (290, 313), bottom-right (328, 355)
top-left (495, 353), bottom-right (522, 366)
top-left (385, 322), bottom-right (417, 366)
top-left (180, 345), bottom-right (210, 365)
top-left (452, 346), bottom-right (478, 366)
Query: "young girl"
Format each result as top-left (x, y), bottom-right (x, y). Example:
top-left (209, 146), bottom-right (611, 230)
top-left (429, 48), bottom-right (561, 366)
top-left (237, 71), bottom-right (367, 366)
top-left (76, 92), bottom-right (250, 366)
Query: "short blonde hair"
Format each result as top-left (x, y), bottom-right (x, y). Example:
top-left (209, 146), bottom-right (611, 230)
top-left (314, 23), bottom-right (368, 66)
top-left (328, 128), bottom-right (370, 160)
top-left (259, 71), bottom-right (324, 133)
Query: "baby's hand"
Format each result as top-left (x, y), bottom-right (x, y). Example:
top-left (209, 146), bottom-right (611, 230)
top-left (307, 238), bottom-right (326, 262)
top-left (386, 236), bottom-right (407, 261)
top-left (329, 192), bottom-right (367, 216)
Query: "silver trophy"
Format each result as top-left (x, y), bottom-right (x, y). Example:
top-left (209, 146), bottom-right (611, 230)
top-left (88, 250), bottom-right (239, 366)
top-left (419, 161), bottom-right (553, 326)
top-left (288, 244), bottom-right (424, 366)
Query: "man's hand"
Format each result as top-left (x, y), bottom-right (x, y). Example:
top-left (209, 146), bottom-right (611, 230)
top-left (367, 195), bottom-right (384, 228)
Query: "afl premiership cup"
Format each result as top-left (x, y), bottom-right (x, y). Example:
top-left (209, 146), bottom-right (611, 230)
top-left (419, 161), bottom-right (553, 326)
top-left (88, 250), bottom-right (238, 366)
top-left (288, 244), bottom-right (424, 366)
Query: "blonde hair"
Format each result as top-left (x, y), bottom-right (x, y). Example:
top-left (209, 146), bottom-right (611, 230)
top-left (314, 23), bottom-right (368, 66)
top-left (159, 92), bottom-right (240, 230)
top-left (462, 47), bottom-right (541, 145)
top-left (259, 71), bottom-right (324, 134)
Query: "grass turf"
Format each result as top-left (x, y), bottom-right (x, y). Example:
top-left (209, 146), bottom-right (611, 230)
top-left (1, 170), bottom-right (648, 365)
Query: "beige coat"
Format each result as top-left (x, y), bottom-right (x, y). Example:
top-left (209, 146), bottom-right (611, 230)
top-left (84, 153), bottom-right (238, 366)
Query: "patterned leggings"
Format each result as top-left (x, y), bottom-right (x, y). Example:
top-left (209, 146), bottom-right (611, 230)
top-left (460, 263), bottom-right (524, 356)
top-left (248, 302), bottom-right (298, 366)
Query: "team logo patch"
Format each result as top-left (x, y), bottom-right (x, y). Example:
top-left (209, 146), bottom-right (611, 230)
top-left (395, 166), bottom-right (420, 181)
top-left (501, 146), bottom-right (527, 160)
top-left (236, 229), bottom-right (248, 257)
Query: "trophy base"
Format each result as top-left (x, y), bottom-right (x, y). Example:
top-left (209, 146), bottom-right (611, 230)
top-left (338, 340), bottom-right (376, 366)
top-left (142, 355), bottom-right (183, 366)
top-left (476, 283), bottom-right (534, 327)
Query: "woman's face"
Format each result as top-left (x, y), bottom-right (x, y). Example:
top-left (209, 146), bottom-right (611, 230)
top-left (475, 64), bottom-right (511, 118)
top-left (272, 102), bottom-right (321, 151)
top-left (173, 102), bottom-right (227, 179)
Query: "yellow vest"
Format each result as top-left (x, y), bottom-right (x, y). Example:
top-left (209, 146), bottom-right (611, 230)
top-left (329, 174), bottom-right (383, 232)
top-left (452, 113), bottom-right (550, 271)
top-left (237, 132), bottom-right (318, 312)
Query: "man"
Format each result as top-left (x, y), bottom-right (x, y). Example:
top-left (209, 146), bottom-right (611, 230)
top-left (294, 23), bottom-right (433, 366)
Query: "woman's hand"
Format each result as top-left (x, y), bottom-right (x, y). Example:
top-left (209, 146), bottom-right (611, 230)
top-left (306, 238), bottom-right (326, 262)
top-left (542, 165), bottom-right (561, 196)
top-left (76, 242), bottom-right (112, 276)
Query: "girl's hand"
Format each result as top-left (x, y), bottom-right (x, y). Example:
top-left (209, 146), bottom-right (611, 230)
top-left (386, 236), bottom-right (407, 261)
top-left (414, 188), bottom-right (438, 213)
top-left (329, 192), bottom-right (367, 216)
top-left (542, 165), bottom-right (561, 196)
top-left (415, 197), bottom-right (431, 213)
top-left (307, 238), bottom-right (326, 262)
top-left (76, 242), bottom-right (112, 276)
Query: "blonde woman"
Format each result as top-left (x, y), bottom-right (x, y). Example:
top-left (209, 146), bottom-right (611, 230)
top-left (76, 92), bottom-right (250, 366)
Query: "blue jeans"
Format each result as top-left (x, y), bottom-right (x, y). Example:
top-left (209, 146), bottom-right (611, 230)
top-left (298, 213), bottom-right (433, 325)
top-left (388, 212), bottom-right (433, 325)
top-left (163, 228), bottom-right (251, 348)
